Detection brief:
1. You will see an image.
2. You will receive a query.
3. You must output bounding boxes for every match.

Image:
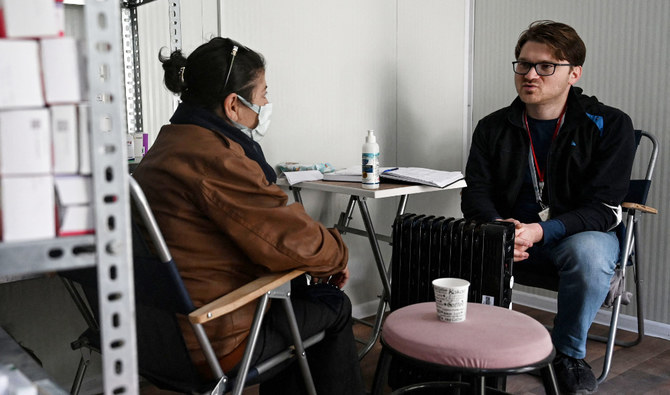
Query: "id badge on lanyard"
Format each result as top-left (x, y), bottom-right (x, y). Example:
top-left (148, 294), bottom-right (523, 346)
top-left (528, 150), bottom-right (551, 221)
top-left (524, 107), bottom-right (566, 222)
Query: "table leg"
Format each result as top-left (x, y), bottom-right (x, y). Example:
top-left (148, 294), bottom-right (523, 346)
top-left (357, 287), bottom-right (388, 359)
top-left (290, 186), bottom-right (303, 205)
top-left (397, 195), bottom-right (408, 217)
top-left (355, 197), bottom-right (395, 359)
top-left (356, 197), bottom-right (392, 299)
top-left (337, 197), bottom-right (358, 232)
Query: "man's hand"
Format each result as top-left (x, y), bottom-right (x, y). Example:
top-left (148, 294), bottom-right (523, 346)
top-left (497, 218), bottom-right (543, 262)
top-left (513, 222), bottom-right (544, 262)
top-left (516, 222), bottom-right (544, 243)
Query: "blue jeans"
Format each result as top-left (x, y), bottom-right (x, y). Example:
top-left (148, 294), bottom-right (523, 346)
top-left (525, 231), bottom-right (619, 359)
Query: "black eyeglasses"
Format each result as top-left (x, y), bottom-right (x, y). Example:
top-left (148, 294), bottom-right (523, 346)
top-left (512, 61), bottom-right (573, 76)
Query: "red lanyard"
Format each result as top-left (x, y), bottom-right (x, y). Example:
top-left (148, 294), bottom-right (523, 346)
top-left (523, 106), bottom-right (566, 182)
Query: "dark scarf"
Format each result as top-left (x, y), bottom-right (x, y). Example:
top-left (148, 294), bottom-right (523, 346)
top-left (169, 101), bottom-right (277, 184)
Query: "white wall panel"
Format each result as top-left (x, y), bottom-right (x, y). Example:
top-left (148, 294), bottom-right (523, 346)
top-left (221, 0), bottom-right (397, 171)
top-left (397, 0), bottom-right (469, 219)
top-left (473, 0), bottom-right (670, 326)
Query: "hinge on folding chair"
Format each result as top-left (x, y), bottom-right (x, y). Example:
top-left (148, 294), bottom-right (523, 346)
top-left (268, 281), bottom-right (291, 300)
top-left (210, 375), bottom-right (228, 395)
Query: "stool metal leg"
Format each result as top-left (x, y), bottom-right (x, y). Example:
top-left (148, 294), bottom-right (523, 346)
top-left (371, 347), bottom-right (392, 395)
top-left (475, 375), bottom-right (485, 395)
top-left (541, 364), bottom-right (560, 395)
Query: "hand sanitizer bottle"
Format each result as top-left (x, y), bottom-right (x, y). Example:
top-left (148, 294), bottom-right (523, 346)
top-left (362, 130), bottom-right (380, 189)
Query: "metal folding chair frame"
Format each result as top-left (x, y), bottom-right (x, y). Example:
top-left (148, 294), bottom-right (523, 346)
top-left (592, 131), bottom-right (658, 383)
top-left (515, 131), bottom-right (658, 384)
top-left (129, 175), bottom-right (321, 395)
top-left (61, 177), bottom-right (323, 395)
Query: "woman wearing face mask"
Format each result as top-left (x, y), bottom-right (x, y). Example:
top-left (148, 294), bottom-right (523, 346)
top-left (132, 37), bottom-right (365, 395)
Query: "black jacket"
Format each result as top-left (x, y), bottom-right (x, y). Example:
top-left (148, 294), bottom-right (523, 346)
top-left (462, 86), bottom-right (635, 239)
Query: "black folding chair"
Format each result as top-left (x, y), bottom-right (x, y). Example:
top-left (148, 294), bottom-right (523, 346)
top-left (513, 130), bottom-right (658, 383)
top-left (61, 176), bottom-right (325, 395)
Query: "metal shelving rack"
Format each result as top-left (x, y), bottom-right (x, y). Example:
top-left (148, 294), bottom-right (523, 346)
top-left (1, 1), bottom-right (184, 392)
top-left (121, 0), bottom-right (182, 133)
top-left (0, 1), bottom-right (139, 394)
top-left (84, 1), bottom-right (138, 393)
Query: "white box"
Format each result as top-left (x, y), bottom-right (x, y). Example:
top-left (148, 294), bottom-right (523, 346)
top-left (77, 103), bottom-right (91, 175)
top-left (50, 105), bottom-right (78, 174)
top-left (1, 175), bottom-right (55, 242)
top-left (55, 175), bottom-right (92, 206)
top-left (0, 109), bottom-right (52, 175)
top-left (54, 175), bottom-right (93, 236)
top-left (57, 205), bottom-right (93, 236)
top-left (0, 0), bottom-right (59, 38)
top-left (40, 37), bottom-right (82, 104)
top-left (0, 40), bottom-right (45, 110)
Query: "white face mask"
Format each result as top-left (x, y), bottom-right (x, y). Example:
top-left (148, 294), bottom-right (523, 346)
top-left (233, 95), bottom-right (273, 142)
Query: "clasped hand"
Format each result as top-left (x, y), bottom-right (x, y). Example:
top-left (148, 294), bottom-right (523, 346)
top-left (499, 219), bottom-right (544, 262)
top-left (311, 267), bottom-right (350, 288)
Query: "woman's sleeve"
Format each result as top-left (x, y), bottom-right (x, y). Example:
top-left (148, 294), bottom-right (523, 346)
top-left (197, 153), bottom-right (348, 277)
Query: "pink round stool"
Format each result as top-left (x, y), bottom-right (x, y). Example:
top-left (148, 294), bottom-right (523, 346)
top-left (372, 302), bottom-right (559, 394)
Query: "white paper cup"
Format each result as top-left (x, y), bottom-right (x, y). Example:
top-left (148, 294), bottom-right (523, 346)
top-left (432, 278), bottom-right (470, 322)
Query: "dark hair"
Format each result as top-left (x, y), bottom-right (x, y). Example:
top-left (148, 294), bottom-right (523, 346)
top-left (159, 37), bottom-right (265, 110)
top-left (515, 20), bottom-right (586, 66)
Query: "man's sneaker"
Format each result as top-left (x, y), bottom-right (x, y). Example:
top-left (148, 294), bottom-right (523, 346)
top-left (552, 352), bottom-right (598, 394)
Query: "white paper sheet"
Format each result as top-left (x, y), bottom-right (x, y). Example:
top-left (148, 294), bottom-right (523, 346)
top-left (283, 170), bottom-right (324, 186)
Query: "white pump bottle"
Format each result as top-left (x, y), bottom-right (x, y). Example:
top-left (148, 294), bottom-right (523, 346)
top-left (362, 130), bottom-right (380, 189)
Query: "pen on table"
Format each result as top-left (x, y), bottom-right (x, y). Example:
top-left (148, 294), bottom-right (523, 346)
top-left (382, 167), bottom-right (399, 173)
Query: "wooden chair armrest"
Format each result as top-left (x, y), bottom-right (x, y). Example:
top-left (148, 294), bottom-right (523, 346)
top-left (622, 202), bottom-right (658, 214)
top-left (188, 269), bottom-right (305, 324)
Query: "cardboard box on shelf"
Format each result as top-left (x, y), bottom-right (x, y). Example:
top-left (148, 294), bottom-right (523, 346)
top-left (0, 0), bottom-right (59, 38)
top-left (55, 175), bottom-right (92, 206)
top-left (0, 40), bottom-right (45, 110)
top-left (40, 36), bottom-right (83, 104)
top-left (0, 109), bottom-right (52, 176)
top-left (50, 105), bottom-right (79, 174)
top-left (0, 175), bottom-right (56, 242)
top-left (55, 175), bottom-right (93, 236)
top-left (57, 205), bottom-right (93, 236)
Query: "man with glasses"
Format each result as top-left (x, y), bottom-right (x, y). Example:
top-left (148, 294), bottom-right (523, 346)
top-left (462, 21), bottom-right (635, 394)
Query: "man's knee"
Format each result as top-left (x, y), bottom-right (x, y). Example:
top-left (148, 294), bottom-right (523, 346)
top-left (553, 231), bottom-right (619, 280)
